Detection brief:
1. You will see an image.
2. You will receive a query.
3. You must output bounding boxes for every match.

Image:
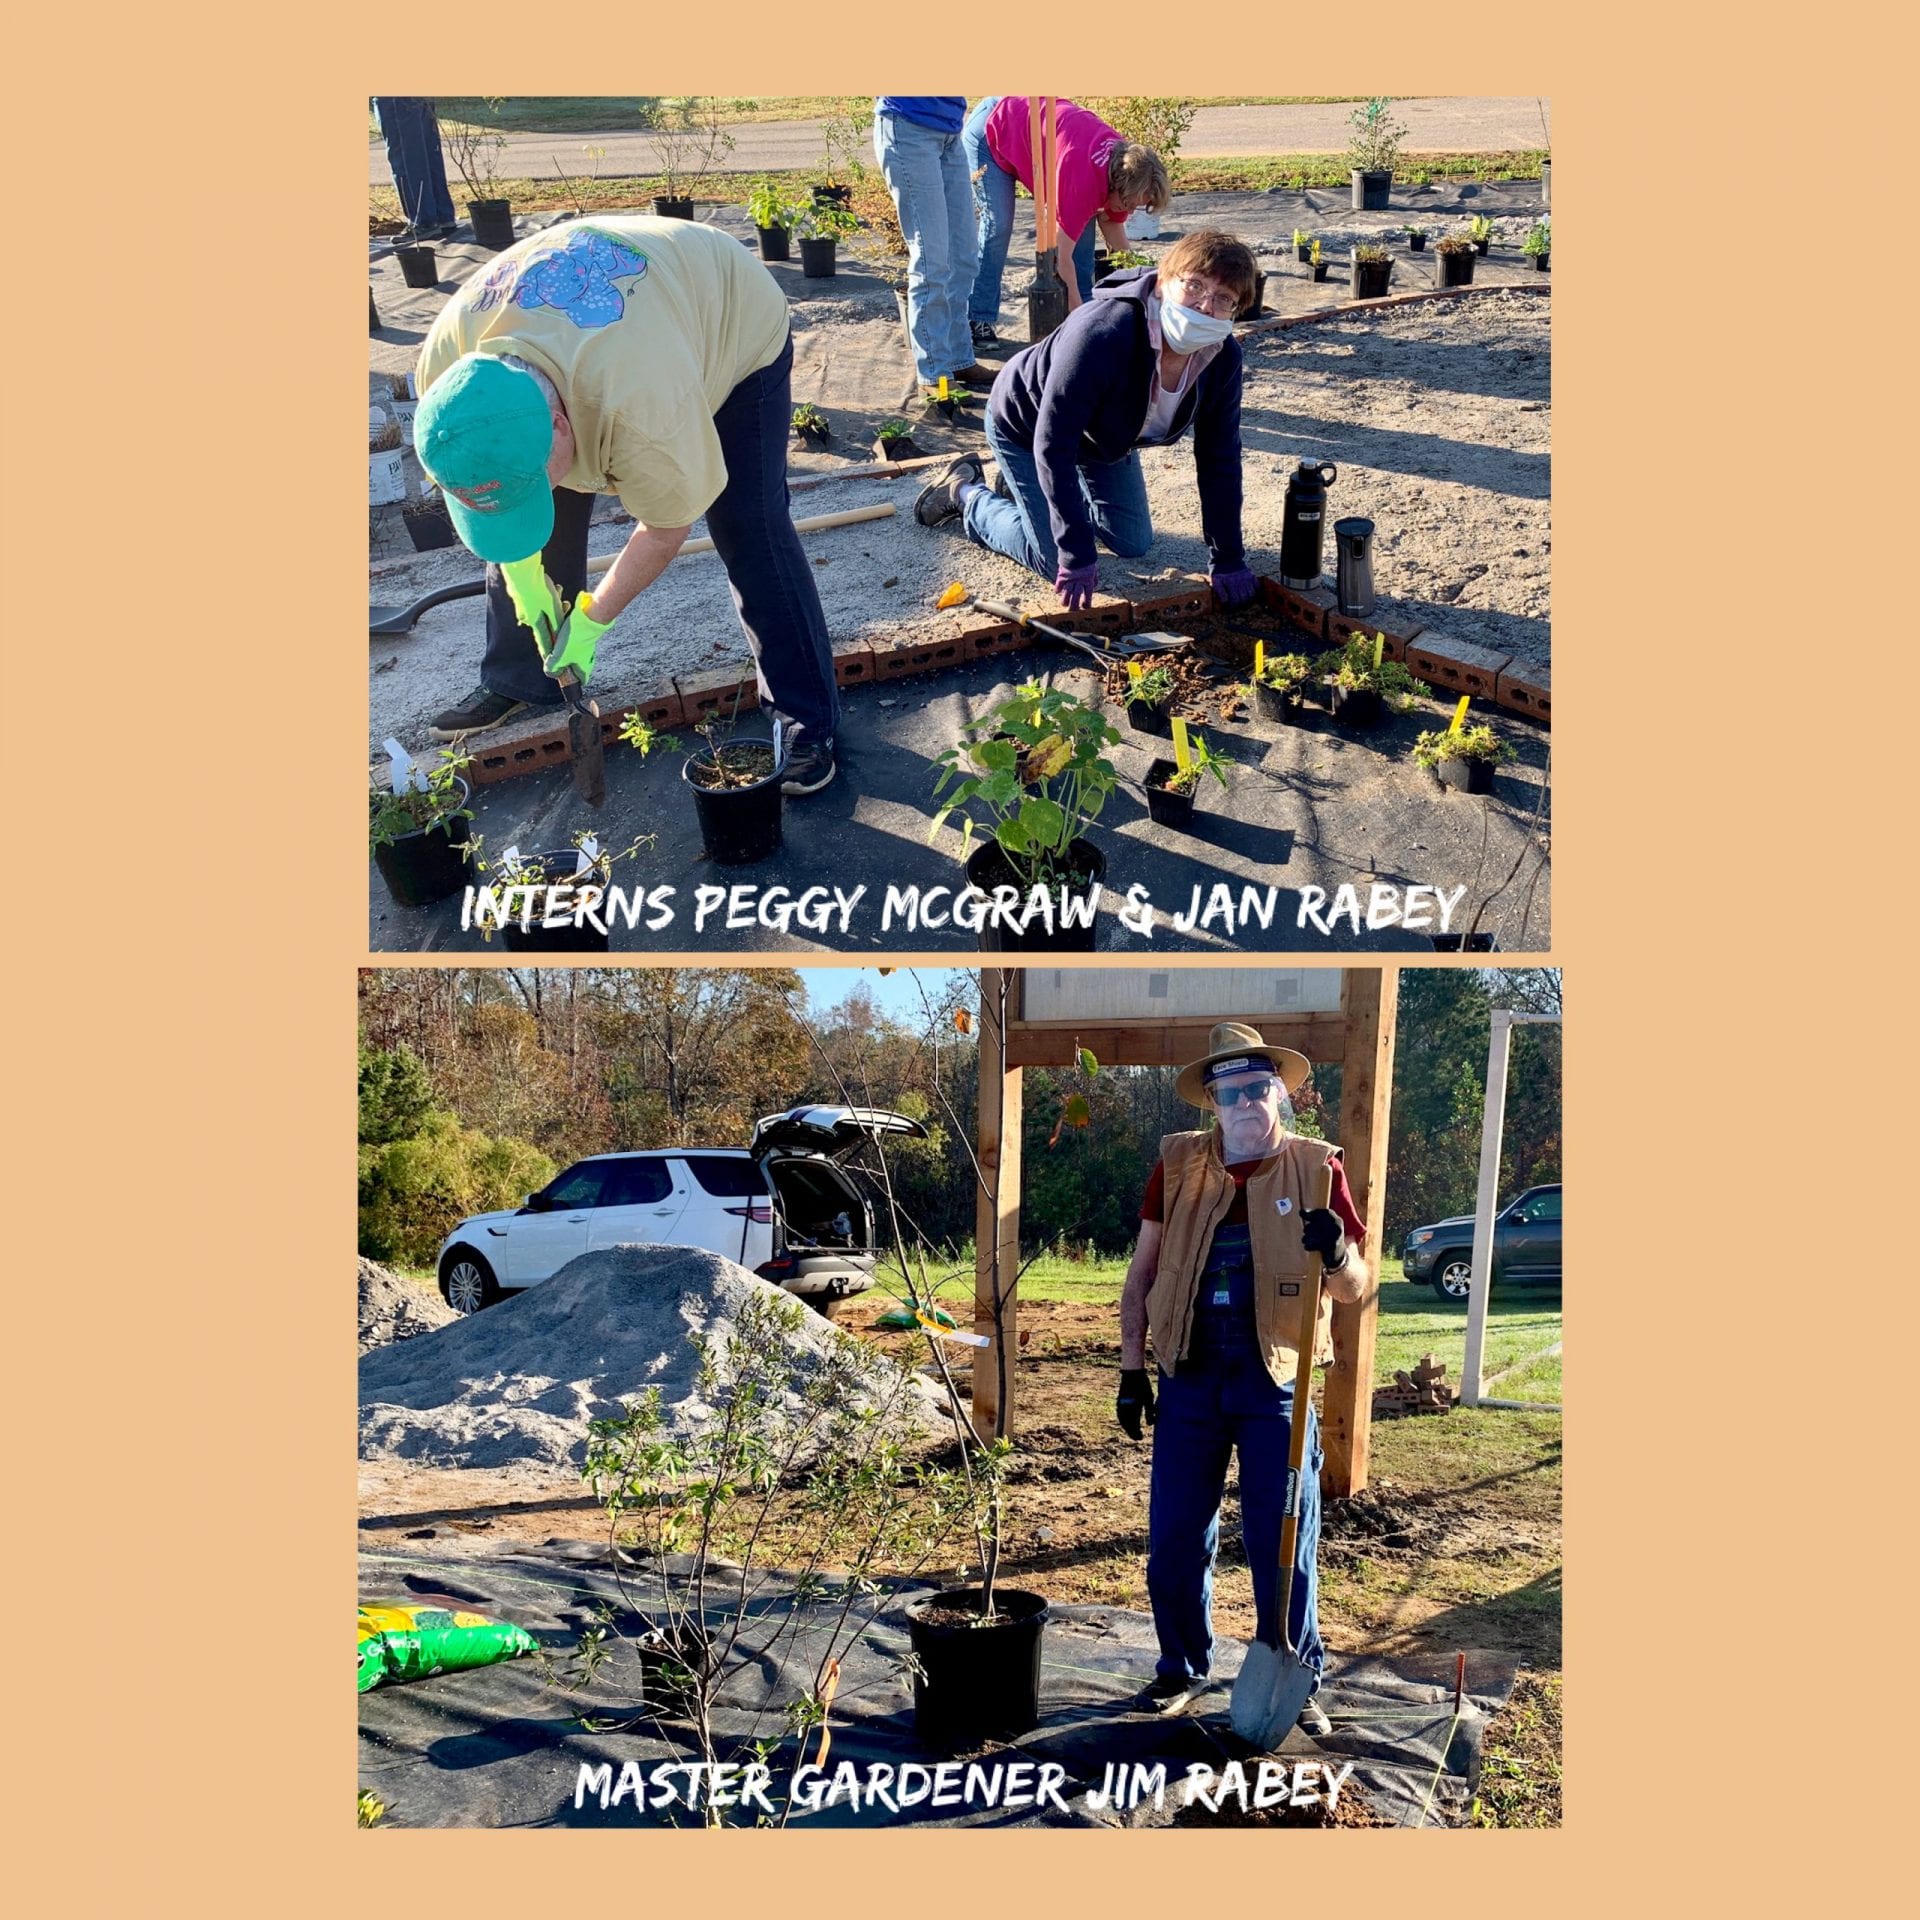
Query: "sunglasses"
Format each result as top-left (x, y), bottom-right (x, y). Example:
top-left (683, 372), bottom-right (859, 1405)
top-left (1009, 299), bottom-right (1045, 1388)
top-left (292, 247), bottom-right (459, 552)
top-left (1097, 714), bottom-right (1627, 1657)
top-left (1212, 1077), bottom-right (1277, 1107)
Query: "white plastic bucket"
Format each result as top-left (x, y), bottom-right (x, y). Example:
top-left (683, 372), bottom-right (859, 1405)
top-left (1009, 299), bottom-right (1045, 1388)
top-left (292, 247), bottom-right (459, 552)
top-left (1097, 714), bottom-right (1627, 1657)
top-left (369, 445), bottom-right (407, 506)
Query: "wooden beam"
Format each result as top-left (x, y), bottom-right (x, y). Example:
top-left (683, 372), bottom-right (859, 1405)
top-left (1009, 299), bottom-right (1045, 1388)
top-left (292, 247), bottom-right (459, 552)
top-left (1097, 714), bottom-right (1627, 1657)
top-left (972, 970), bottom-right (1023, 1438)
top-left (1005, 1013), bottom-right (1348, 1070)
top-left (1322, 967), bottom-right (1397, 1497)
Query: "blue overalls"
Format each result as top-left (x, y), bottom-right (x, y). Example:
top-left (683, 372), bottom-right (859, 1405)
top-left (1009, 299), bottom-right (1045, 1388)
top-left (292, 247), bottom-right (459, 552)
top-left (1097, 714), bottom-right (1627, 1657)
top-left (1146, 1219), bottom-right (1325, 1685)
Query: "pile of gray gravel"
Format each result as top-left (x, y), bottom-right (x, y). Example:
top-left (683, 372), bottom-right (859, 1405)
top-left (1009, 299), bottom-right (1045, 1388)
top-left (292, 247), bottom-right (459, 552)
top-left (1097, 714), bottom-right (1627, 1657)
top-left (358, 1246), bottom-right (947, 1470)
top-left (358, 1257), bottom-right (458, 1353)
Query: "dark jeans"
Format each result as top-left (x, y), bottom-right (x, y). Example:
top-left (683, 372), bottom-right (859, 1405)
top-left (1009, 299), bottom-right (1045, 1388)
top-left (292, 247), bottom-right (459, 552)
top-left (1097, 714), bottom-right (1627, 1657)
top-left (1147, 1316), bottom-right (1325, 1686)
top-left (480, 332), bottom-right (842, 742)
top-left (375, 97), bottom-right (456, 230)
top-left (964, 408), bottom-right (1153, 580)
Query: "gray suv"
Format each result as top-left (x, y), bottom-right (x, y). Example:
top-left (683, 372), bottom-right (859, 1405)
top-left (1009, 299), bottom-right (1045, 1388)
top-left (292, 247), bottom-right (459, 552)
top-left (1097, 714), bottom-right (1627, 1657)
top-left (1400, 1183), bottom-right (1562, 1303)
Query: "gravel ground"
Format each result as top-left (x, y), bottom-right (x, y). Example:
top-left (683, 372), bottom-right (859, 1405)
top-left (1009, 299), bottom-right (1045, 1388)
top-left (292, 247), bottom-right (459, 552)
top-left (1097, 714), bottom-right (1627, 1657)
top-left (358, 1257), bottom-right (457, 1353)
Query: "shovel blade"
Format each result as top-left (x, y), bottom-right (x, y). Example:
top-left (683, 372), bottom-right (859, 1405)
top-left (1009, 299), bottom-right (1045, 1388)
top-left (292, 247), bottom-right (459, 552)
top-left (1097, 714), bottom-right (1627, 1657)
top-left (567, 700), bottom-right (607, 808)
top-left (368, 578), bottom-right (486, 637)
top-left (1028, 255), bottom-right (1069, 343)
top-left (1229, 1637), bottom-right (1318, 1751)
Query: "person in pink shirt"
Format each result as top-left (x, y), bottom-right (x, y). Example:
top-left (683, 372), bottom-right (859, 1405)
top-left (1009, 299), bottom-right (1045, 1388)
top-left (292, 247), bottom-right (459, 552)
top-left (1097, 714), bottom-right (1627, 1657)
top-left (963, 96), bottom-right (1171, 348)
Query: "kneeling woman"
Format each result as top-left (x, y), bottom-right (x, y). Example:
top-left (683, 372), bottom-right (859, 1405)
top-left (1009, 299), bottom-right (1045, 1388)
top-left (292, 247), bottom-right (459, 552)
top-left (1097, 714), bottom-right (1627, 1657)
top-left (915, 230), bottom-right (1262, 611)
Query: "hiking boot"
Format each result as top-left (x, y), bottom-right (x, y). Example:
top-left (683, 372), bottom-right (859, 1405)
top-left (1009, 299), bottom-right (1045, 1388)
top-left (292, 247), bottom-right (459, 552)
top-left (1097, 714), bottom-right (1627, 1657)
top-left (970, 321), bottom-right (1001, 349)
top-left (951, 363), bottom-right (999, 390)
top-left (428, 686), bottom-right (535, 738)
top-left (991, 465), bottom-right (1013, 501)
top-left (1135, 1674), bottom-right (1207, 1716)
top-left (779, 733), bottom-right (837, 795)
top-left (914, 455), bottom-right (985, 527)
top-left (1297, 1696), bottom-right (1332, 1737)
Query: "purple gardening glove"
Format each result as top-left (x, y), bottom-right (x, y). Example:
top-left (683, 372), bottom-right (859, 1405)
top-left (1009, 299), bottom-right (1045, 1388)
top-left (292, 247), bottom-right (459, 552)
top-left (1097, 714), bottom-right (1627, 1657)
top-left (1210, 566), bottom-right (1258, 608)
top-left (1055, 562), bottom-right (1098, 610)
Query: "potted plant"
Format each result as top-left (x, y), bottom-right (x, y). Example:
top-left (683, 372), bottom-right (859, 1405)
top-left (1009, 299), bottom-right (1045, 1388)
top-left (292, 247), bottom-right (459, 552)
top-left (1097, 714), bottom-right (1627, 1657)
top-left (1352, 242), bottom-right (1393, 300)
top-left (1436, 234), bottom-right (1477, 287)
top-left (1247, 650), bottom-right (1313, 724)
top-left (393, 236), bottom-right (437, 289)
top-left (874, 417), bottom-right (920, 462)
top-left (401, 490), bottom-right (457, 551)
top-left (1307, 238), bottom-right (1329, 284)
top-left (930, 682), bottom-right (1121, 954)
top-left (369, 419), bottom-right (407, 507)
top-left (1143, 731), bottom-right (1232, 830)
top-left (811, 96), bottom-right (869, 209)
top-left (550, 143), bottom-right (609, 219)
top-left (1313, 632), bottom-right (1431, 726)
top-left (681, 700), bottom-right (785, 866)
top-left (791, 401), bottom-right (831, 447)
top-left (1412, 718), bottom-right (1516, 794)
top-left (369, 747), bottom-right (473, 908)
top-left (639, 95), bottom-right (735, 217)
top-left (1293, 227), bottom-right (1313, 263)
top-left (1239, 266), bottom-right (1266, 317)
top-left (1345, 96), bottom-right (1408, 211)
top-left (1105, 247), bottom-right (1154, 270)
top-left (1405, 225), bottom-right (1429, 251)
top-left (1467, 214), bottom-right (1499, 257)
top-left (1120, 660), bottom-right (1182, 738)
top-left (442, 99), bottom-right (515, 249)
top-left (1523, 218), bottom-right (1551, 272)
top-left (745, 177), bottom-right (798, 261)
top-left (793, 201), bottom-right (857, 278)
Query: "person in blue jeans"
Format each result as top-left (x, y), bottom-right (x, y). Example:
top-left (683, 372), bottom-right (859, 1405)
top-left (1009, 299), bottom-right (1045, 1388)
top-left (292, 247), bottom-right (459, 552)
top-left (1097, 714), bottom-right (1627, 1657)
top-left (871, 99), bottom-right (995, 396)
top-left (913, 230), bottom-right (1264, 613)
top-left (374, 97), bottom-right (457, 238)
top-left (1116, 1022), bottom-right (1374, 1731)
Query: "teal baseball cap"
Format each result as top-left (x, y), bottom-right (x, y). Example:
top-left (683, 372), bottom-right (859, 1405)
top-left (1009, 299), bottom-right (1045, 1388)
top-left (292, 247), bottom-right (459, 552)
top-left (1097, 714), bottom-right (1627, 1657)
top-left (412, 353), bottom-right (555, 562)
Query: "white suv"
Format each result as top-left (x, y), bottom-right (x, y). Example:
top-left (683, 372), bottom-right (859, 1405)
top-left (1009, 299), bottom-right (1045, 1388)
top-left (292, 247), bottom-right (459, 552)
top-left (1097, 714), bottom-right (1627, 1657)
top-left (434, 1106), bottom-right (926, 1316)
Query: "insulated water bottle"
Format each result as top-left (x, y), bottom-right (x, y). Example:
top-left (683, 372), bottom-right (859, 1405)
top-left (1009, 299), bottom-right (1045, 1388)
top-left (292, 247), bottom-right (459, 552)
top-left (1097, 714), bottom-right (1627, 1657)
top-left (1334, 517), bottom-right (1376, 616)
top-left (1279, 460), bottom-right (1339, 587)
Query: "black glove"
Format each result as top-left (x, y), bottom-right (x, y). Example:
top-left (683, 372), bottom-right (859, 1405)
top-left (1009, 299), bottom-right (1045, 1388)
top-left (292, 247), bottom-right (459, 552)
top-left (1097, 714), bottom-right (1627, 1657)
top-left (1300, 1206), bottom-right (1349, 1272)
top-left (1117, 1368), bottom-right (1157, 1440)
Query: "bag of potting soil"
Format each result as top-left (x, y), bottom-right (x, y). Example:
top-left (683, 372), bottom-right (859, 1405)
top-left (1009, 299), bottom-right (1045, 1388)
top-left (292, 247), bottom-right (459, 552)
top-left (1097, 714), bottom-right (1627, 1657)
top-left (357, 1601), bottom-right (539, 1692)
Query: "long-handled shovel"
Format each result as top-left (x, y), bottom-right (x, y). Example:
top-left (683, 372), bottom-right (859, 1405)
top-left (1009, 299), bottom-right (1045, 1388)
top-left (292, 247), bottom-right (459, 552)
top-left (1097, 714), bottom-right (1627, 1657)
top-left (1230, 1161), bottom-right (1335, 1750)
top-left (1026, 95), bottom-right (1069, 343)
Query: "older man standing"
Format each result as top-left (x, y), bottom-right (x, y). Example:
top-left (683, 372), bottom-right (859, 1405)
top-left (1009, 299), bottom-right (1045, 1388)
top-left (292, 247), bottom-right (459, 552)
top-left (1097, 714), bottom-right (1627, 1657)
top-left (1116, 1022), bottom-right (1372, 1731)
top-left (411, 216), bottom-right (842, 794)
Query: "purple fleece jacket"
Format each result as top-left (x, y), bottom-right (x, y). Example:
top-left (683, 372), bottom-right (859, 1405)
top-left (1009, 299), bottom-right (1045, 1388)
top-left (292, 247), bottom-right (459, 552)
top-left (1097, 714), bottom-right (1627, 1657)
top-left (986, 269), bottom-right (1246, 576)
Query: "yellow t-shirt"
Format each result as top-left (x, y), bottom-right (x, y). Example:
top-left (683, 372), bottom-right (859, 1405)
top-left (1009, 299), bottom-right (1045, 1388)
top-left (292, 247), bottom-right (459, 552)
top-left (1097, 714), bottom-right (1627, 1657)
top-left (416, 217), bottom-right (790, 529)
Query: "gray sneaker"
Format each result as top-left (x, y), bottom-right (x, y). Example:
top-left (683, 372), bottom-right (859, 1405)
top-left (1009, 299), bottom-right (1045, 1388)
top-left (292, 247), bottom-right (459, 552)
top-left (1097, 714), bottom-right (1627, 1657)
top-left (428, 686), bottom-right (535, 739)
top-left (914, 455), bottom-right (985, 527)
top-left (1296, 1696), bottom-right (1332, 1737)
top-left (779, 734), bottom-right (837, 795)
top-left (1136, 1674), bottom-right (1207, 1716)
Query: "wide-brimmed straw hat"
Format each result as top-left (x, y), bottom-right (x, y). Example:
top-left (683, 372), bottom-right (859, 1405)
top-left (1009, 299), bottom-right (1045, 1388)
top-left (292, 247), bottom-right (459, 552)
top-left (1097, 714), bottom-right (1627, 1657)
top-left (1174, 1020), bottom-right (1312, 1109)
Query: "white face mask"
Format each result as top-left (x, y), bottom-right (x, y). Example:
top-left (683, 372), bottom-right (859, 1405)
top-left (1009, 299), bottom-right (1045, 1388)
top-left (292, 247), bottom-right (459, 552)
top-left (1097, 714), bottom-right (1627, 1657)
top-left (1159, 297), bottom-right (1236, 353)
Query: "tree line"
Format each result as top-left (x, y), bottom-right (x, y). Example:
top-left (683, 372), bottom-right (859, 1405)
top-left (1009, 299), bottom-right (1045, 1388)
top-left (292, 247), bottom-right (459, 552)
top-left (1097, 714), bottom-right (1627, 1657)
top-left (358, 968), bottom-right (1560, 1270)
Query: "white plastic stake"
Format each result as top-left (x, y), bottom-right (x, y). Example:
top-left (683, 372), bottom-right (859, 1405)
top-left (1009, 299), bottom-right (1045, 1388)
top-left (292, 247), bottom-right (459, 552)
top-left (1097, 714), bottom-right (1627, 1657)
top-left (574, 835), bottom-right (600, 875)
top-left (772, 715), bottom-right (786, 767)
top-left (382, 737), bottom-right (427, 793)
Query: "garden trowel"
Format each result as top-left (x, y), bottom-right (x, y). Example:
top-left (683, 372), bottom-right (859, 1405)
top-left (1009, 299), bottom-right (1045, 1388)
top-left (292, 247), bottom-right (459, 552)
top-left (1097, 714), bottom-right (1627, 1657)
top-left (520, 585), bottom-right (606, 810)
top-left (1229, 1161), bottom-right (1335, 1751)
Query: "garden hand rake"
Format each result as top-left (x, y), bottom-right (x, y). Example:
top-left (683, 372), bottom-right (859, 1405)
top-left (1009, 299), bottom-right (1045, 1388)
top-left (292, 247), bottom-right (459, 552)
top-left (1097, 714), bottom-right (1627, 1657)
top-left (1229, 1160), bottom-right (1335, 1751)
top-left (972, 599), bottom-right (1193, 665)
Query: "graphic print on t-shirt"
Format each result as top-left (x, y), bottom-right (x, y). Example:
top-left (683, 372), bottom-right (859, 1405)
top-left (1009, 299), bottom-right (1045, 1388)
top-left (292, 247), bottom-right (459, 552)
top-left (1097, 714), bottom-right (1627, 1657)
top-left (466, 227), bottom-right (650, 329)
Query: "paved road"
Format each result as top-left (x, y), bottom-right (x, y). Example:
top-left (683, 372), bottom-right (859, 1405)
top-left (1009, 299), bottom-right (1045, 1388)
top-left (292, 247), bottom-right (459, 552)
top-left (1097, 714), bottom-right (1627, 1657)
top-left (370, 97), bottom-right (1550, 186)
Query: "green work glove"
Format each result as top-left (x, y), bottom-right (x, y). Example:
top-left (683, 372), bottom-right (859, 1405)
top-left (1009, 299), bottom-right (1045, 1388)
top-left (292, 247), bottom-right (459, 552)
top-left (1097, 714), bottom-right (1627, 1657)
top-left (544, 591), bottom-right (614, 685)
top-left (499, 554), bottom-right (564, 646)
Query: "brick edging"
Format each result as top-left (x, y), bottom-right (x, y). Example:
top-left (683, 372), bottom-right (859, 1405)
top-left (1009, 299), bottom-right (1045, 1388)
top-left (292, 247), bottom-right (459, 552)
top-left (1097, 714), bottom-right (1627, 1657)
top-left (1237, 278), bottom-right (1551, 339)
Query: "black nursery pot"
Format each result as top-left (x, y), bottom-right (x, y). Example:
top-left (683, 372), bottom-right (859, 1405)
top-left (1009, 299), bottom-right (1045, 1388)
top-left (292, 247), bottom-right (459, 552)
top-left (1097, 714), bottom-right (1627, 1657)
top-left (1531, 252), bottom-right (1551, 272)
top-left (395, 244), bottom-right (437, 288)
top-left (1352, 258), bottom-right (1393, 299)
top-left (467, 198), bottom-right (515, 250)
top-left (1439, 249), bottom-right (1476, 288)
top-left (1352, 168), bottom-right (1392, 211)
top-left (1432, 932), bottom-right (1499, 952)
top-left (812, 183), bottom-right (853, 209)
top-left (756, 223), bottom-right (791, 261)
top-left (369, 288), bottom-right (380, 334)
top-left (652, 195), bottom-right (695, 220)
top-left (1408, 232), bottom-right (1428, 251)
top-left (1435, 753), bottom-right (1496, 795)
top-left (1253, 680), bottom-right (1306, 725)
top-left (794, 420), bottom-right (831, 446)
top-left (372, 782), bottom-right (472, 909)
top-left (1308, 261), bottom-right (1330, 282)
top-left (1144, 759), bottom-right (1198, 829)
top-left (906, 1589), bottom-right (1050, 1747)
top-left (798, 237), bottom-right (837, 278)
top-left (1325, 682), bottom-right (1385, 727)
top-left (1295, 242), bottom-right (1313, 263)
top-left (683, 739), bottom-right (785, 866)
top-left (1126, 697), bottom-right (1173, 738)
top-left (496, 852), bottom-right (614, 954)
top-left (1473, 236), bottom-right (1491, 256)
top-left (965, 841), bottom-right (1105, 955)
top-left (1240, 270), bottom-right (1266, 317)
top-left (403, 502), bottom-right (457, 552)
top-left (875, 436), bottom-right (920, 461)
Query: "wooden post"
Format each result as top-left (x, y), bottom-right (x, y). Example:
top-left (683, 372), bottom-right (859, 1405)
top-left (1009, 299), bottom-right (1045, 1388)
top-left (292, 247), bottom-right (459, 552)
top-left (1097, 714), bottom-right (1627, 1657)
top-left (972, 969), bottom-right (1023, 1437)
top-left (1323, 966), bottom-right (1397, 1497)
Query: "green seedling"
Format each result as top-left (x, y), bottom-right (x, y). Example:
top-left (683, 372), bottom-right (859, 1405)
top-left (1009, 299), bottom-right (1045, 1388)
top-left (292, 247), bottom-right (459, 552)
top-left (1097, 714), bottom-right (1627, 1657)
top-left (1124, 662), bottom-right (1178, 710)
top-left (1412, 721), bottom-right (1517, 769)
top-left (1354, 243), bottom-right (1392, 266)
top-left (369, 746), bottom-right (471, 854)
top-left (1157, 731), bottom-right (1232, 795)
top-left (1523, 219), bottom-right (1551, 257)
top-left (1314, 634), bottom-right (1432, 712)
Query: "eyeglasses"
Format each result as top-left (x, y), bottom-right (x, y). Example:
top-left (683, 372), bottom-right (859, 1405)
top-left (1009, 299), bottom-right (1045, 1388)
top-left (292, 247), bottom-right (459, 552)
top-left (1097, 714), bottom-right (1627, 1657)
top-left (1212, 1077), bottom-right (1277, 1107)
top-left (1172, 277), bottom-right (1240, 319)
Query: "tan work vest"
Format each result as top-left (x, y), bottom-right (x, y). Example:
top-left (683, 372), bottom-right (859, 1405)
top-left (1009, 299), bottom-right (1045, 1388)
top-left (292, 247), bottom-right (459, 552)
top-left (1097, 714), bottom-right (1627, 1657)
top-left (1147, 1128), bottom-right (1344, 1387)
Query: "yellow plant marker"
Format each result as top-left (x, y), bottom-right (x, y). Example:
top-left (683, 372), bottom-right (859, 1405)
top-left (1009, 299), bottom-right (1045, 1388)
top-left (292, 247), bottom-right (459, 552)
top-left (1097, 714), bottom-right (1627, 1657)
top-left (1254, 639), bottom-right (1266, 677)
top-left (1127, 659), bottom-right (1144, 685)
top-left (1172, 716), bottom-right (1193, 772)
top-left (1450, 694), bottom-right (1472, 733)
top-left (1371, 631), bottom-right (1385, 670)
top-left (937, 375), bottom-right (950, 401)
top-left (935, 581), bottom-right (968, 610)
